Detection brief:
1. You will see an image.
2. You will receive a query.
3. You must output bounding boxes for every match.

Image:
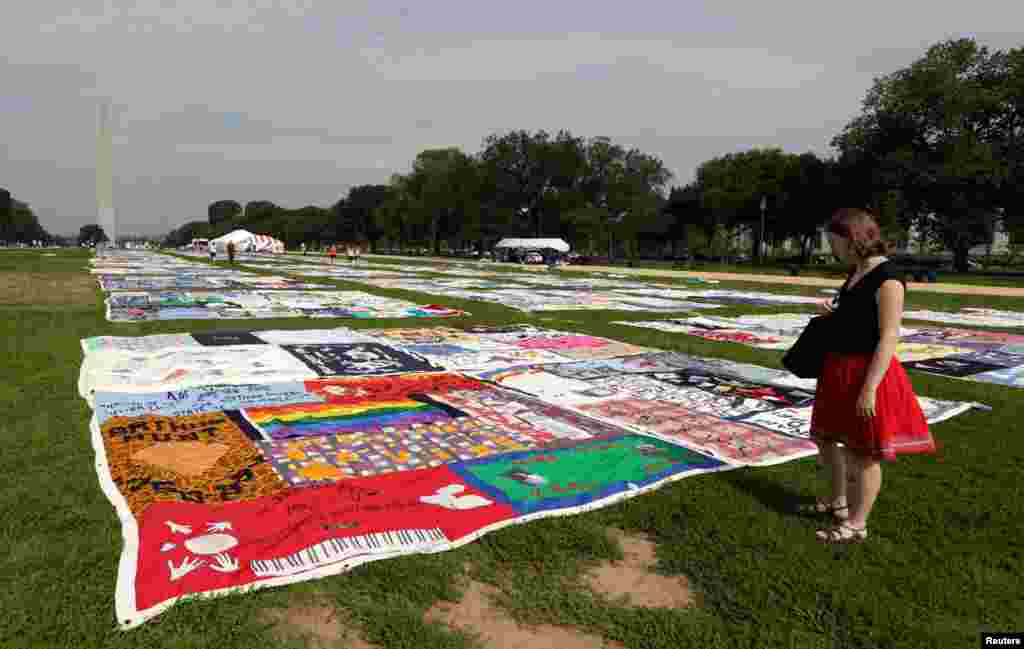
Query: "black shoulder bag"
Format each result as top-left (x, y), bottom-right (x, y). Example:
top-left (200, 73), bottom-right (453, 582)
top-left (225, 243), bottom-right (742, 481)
top-left (781, 314), bottom-right (834, 379)
top-left (781, 273), bottom-right (850, 379)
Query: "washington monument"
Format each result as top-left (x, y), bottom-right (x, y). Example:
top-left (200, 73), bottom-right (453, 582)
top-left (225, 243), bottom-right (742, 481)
top-left (96, 101), bottom-right (116, 245)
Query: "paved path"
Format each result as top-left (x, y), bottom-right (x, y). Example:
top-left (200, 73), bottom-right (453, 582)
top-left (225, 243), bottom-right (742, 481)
top-left (319, 253), bottom-right (1024, 298)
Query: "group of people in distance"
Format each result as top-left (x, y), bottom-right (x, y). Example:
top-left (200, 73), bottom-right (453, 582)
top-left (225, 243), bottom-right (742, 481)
top-left (207, 240), bottom-right (237, 263)
top-left (321, 242), bottom-right (364, 265)
top-left (294, 242), bottom-right (365, 265)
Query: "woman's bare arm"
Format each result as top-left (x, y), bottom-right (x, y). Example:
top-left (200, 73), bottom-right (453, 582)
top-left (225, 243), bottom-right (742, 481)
top-left (863, 280), bottom-right (905, 393)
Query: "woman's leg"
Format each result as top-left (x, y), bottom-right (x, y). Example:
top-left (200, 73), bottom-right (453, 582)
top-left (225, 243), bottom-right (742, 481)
top-left (821, 440), bottom-right (848, 512)
top-left (844, 448), bottom-right (882, 529)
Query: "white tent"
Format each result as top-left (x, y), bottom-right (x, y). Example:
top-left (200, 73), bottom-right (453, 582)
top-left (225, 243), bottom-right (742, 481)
top-left (494, 238), bottom-right (570, 252)
top-left (210, 229), bottom-right (285, 254)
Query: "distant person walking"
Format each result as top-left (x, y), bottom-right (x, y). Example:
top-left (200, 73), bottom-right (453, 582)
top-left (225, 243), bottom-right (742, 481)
top-left (301, 242), bottom-right (307, 256)
top-left (328, 244), bottom-right (338, 265)
top-left (803, 207), bottom-right (933, 544)
top-left (227, 240), bottom-right (237, 264)
top-left (354, 244), bottom-right (362, 266)
top-left (208, 241), bottom-right (217, 263)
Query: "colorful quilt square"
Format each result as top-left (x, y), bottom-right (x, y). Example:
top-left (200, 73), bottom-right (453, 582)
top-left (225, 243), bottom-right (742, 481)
top-left (280, 343), bottom-right (440, 376)
top-left (575, 399), bottom-right (819, 466)
top-left (256, 417), bottom-right (543, 485)
top-left (449, 435), bottom-right (726, 514)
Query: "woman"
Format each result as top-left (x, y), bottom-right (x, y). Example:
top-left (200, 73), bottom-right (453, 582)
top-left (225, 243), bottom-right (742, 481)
top-left (327, 244), bottom-right (338, 265)
top-left (805, 207), bottom-right (934, 544)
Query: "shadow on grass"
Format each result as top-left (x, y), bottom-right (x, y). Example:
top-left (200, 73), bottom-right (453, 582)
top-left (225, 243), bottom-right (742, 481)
top-left (715, 465), bottom-right (821, 520)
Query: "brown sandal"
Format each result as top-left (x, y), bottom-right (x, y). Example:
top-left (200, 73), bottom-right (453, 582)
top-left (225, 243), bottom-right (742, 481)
top-left (815, 522), bottom-right (867, 544)
top-left (797, 499), bottom-right (849, 521)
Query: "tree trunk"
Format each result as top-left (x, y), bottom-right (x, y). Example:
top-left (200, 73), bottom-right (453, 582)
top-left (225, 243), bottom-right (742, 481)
top-left (799, 234), bottom-right (812, 264)
top-left (953, 243), bottom-right (971, 273)
top-left (701, 226), bottom-right (716, 257)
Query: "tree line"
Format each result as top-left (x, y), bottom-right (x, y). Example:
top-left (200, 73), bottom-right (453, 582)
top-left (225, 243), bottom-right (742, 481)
top-left (159, 38), bottom-right (1022, 271)
top-left (0, 188), bottom-right (52, 245)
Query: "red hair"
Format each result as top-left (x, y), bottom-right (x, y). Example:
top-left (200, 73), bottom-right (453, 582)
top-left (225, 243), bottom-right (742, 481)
top-left (827, 208), bottom-right (891, 258)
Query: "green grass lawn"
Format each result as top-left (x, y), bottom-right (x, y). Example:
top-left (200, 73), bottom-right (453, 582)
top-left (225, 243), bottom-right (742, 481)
top-left (1, 248), bottom-right (1022, 648)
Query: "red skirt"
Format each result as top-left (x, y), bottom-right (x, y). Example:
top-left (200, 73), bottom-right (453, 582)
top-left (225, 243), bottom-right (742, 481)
top-left (810, 352), bottom-right (934, 461)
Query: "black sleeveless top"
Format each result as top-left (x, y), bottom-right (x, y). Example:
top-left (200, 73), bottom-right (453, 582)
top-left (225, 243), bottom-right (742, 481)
top-left (828, 260), bottom-right (906, 353)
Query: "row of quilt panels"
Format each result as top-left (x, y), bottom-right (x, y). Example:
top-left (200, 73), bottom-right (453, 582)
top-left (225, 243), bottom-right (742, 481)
top-left (78, 325), bottom-right (653, 400)
top-left (263, 257), bottom-right (1024, 326)
top-left (615, 314), bottom-right (1024, 387)
top-left (80, 324), bottom-right (979, 452)
top-left (97, 273), bottom-right (331, 291)
top-left (103, 290), bottom-right (468, 322)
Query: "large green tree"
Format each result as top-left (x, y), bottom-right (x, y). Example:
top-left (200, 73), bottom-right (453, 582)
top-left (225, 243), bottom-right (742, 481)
top-left (335, 185), bottom-right (391, 250)
top-left (207, 200), bottom-right (242, 226)
top-left (286, 205), bottom-right (333, 246)
top-left (478, 130), bottom-right (581, 237)
top-left (0, 189), bottom-right (10, 234)
top-left (163, 220), bottom-right (208, 248)
top-left (695, 148), bottom-right (796, 261)
top-left (1, 196), bottom-right (51, 244)
top-left (78, 224), bottom-right (108, 245)
top-left (374, 174), bottom-right (418, 250)
top-left (833, 37), bottom-right (1023, 271)
top-left (775, 153), bottom-right (844, 262)
top-left (663, 183), bottom-right (715, 256)
top-left (243, 200), bottom-right (281, 222)
top-left (401, 148), bottom-right (483, 253)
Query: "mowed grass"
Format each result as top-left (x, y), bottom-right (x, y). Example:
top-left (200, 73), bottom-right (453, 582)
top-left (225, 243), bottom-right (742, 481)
top-left (1, 248), bottom-right (1022, 649)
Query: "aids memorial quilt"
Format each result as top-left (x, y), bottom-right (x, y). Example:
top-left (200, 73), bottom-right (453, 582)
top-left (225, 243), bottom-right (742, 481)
top-left (88, 373), bottom-right (729, 628)
top-left (903, 307), bottom-right (1024, 329)
top-left (104, 290), bottom-right (468, 322)
top-left (438, 288), bottom-right (708, 313)
top-left (360, 277), bottom-right (521, 291)
top-left (78, 322), bottom-right (981, 627)
top-left (98, 274), bottom-right (330, 291)
top-left (78, 341), bottom-right (444, 401)
top-left (616, 316), bottom-right (1024, 387)
top-left (78, 325), bottom-right (652, 400)
top-left (613, 288), bottom-right (822, 307)
top-left (472, 356), bottom-right (980, 464)
top-left (242, 263), bottom-right (421, 280)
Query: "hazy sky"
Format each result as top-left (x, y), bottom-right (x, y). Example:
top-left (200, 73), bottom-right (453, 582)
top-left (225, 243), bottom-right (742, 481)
top-left (1, 1), bottom-right (1021, 236)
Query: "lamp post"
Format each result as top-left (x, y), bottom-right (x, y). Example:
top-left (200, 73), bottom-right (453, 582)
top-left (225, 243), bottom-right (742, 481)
top-left (759, 195), bottom-right (767, 264)
top-left (607, 208), bottom-right (626, 264)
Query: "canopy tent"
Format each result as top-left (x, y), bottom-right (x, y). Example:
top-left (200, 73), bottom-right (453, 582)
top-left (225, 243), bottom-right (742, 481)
top-left (210, 229), bottom-right (285, 254)
top-left (493, 238), bottom-right (570, 253)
